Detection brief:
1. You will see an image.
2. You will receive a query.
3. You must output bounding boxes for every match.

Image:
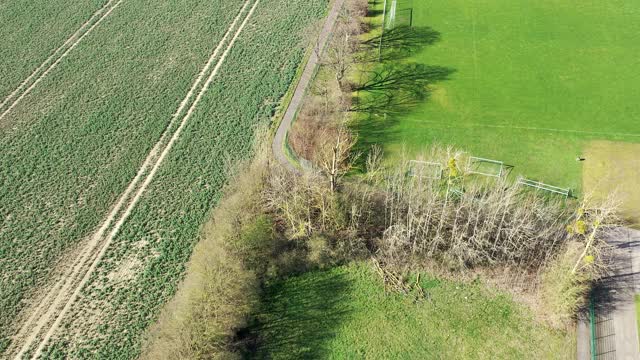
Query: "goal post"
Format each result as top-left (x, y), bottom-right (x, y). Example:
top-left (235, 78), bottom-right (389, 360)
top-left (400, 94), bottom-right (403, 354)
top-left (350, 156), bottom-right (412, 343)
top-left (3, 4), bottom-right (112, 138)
top-left (386, 0), bottom-right (397, 29)
top-left (378, 0), bottom-right (387, 61)
top-left (517, 177), bottom-right (571, 198)
top-left (466, 156), bottom-right (505, 178)
top-left (407, 160), bottom-right (443, 180)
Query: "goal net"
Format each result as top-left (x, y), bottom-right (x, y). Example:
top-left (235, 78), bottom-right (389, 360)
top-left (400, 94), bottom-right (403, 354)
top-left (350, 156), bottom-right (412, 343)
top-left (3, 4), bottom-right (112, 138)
top-left (384, 0), bottom-right (413, 29)
top-left (517, 177), bottom-right (571, 198)
top-left (466, 156), bottom-right (505, 178)
top-left (408, 160), bottom-right (443, 180)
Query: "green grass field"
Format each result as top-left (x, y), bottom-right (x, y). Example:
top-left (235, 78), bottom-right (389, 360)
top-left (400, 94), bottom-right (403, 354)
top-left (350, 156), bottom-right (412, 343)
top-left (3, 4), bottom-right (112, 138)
top-left (358, 0), bottom-right (640, 192)
top-left (249, 262), bottom-right (574, 359)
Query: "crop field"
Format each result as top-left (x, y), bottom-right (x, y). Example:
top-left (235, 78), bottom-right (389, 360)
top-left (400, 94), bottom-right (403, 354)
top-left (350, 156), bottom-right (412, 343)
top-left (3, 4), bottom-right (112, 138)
top-left (0, 0), bottom-right (327, 357)
top-left (249, 263), bottom-right (574, 359)
top-left (358, 0), bottom-right (640, 194)
top-left (0, 0), bottom-right (108, 104)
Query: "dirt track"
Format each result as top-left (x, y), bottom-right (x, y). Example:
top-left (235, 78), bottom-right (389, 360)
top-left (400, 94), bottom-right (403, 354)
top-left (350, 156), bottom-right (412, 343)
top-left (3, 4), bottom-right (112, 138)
top-left (7, 0), bottom-right (259, 357)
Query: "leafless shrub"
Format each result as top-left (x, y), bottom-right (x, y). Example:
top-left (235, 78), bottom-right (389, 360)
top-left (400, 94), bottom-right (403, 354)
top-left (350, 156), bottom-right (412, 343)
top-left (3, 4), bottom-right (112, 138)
top-left (315, 124), bottom-right (359, 192)
top-left (288, 99), bottom-right (331, 161)
top-left (374, 147), bottom-right (620, 279)
top-left (264, 165), bottom-right (346, 238)
top-left (324, 0), bottom-right (365, 89)
top-left (141, 133), bottom-right (272, 360)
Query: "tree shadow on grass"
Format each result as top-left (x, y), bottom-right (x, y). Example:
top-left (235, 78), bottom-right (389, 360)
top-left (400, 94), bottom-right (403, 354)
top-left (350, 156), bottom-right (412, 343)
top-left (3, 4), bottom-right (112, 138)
top-left (366, 0), bottom-right (384, 18)
top-left (353, 63), bottom-right (455, 114)
top-left (242, 269), bottom-right (353, 359)
top-left (350, 24), bottom-right (454, 169)
top-left (361, 26), bottom-right (442, 62)
top-left (350, 63), bottom-right (455, 163)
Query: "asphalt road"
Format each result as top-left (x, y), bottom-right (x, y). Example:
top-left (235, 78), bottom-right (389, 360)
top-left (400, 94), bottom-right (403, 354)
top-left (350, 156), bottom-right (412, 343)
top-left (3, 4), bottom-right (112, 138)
top-left (272, 0), bottom-right (345, 172)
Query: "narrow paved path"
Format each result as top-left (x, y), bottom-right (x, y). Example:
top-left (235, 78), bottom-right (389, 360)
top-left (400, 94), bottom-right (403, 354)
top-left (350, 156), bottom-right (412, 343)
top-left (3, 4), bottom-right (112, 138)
top-left (578, 228), bottom-right (640, 360)
top-left (272, 0), bottom-right (345, 172)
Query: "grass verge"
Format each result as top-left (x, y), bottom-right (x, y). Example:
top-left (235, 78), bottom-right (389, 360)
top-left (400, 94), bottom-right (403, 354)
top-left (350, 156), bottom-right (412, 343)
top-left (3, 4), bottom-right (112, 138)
top-left (248, 262), bottom-right (575, 359)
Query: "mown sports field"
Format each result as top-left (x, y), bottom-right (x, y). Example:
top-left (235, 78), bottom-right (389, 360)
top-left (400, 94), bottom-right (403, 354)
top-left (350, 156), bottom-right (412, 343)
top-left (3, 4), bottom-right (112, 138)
top-left (358, 0), bottom-right (640, 200)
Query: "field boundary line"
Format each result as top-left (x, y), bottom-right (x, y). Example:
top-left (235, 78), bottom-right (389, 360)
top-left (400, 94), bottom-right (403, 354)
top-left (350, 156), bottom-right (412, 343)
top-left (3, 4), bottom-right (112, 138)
top-left (0, 0), bottom-right (124, 123)
top-left (9, 0), bottom-right (256, 357)
top-left (419, 120), bottom-right (640, 138)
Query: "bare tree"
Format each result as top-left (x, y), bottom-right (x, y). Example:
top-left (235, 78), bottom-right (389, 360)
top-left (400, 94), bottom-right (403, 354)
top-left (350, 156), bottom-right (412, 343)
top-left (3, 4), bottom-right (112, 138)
top-left (315, 124), bottom-right (358, 192)
top-left (324, 2), bottom-right (363, 90)
top-left (300, 19), bottom-right (325, 60)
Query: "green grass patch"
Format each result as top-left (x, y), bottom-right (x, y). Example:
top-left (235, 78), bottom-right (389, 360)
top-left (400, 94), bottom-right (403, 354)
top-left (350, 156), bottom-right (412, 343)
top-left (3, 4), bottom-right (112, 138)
top-left (356, 0), bottom-right (640, 192)
top-left (248, 262), bottom-right (574, 359)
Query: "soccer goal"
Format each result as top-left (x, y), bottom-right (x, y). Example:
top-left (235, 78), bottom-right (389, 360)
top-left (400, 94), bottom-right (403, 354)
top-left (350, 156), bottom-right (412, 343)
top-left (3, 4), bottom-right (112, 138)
top-left (408, 160), bottom-right (443, 180)
top-left (384, 0), bottom-right (413, 29)
top-left (395, 8), bottom-right (413, 27)
top-left (386, 0), bottom-right (397, 29)
top-left (517, 177), bottom-right (571, 198)
top-left (466, 156), bottom-right (505, 178)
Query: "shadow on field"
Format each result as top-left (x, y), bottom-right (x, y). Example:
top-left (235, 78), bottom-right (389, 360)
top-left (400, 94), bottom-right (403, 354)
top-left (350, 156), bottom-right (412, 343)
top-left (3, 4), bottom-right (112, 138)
top-left (361, 26), bottom-right (442, 62)
top-left (241, 269), bottom-right (353, 359)
top-left (366, 0), bottom-right (383, 18)
top-left (353, 63), bottom-right (454, 114)
top-left (351, 24), bottom-right (455, 162)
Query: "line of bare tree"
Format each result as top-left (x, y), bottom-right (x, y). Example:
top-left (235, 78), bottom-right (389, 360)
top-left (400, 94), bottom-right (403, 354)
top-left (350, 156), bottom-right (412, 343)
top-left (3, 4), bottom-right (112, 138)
top-left (285, 0), bottom-right (622, 324)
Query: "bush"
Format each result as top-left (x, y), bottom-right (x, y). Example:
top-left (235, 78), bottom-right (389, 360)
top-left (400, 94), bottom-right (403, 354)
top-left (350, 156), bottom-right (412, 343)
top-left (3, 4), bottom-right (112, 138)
top-left (540, 242), bottom-right (592, 327)
top-left (307, 234), bottom-right (333, 268)
top-left (141, 143), bottom-right (271, 359)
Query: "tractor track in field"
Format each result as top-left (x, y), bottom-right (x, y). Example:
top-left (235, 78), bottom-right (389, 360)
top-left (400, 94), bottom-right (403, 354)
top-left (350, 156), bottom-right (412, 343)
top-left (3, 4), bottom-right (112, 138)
top-left (0, 0), bottom-right (123, 123)
top-left (7, 0), bottom-right (260, 357)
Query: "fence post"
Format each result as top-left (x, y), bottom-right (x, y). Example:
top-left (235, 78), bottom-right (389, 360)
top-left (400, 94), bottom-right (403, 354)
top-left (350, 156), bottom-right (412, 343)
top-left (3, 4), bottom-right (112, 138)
top-left (590, 294), bottom-right (597, 360)
top-left (378, 0), bottom-right (387, 62)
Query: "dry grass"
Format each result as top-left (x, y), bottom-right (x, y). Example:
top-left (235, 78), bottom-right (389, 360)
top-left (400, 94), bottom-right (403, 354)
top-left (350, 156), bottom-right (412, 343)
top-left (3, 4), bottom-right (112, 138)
top-left (539, 242), bottom-right (592, 328)
top-left (583, 140), bottom-right (640, 227)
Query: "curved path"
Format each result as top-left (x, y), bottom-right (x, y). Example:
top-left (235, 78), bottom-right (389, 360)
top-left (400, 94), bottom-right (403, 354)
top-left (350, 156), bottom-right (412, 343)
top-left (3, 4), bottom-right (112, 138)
top-left (272, 0), bottom-right (346, 172)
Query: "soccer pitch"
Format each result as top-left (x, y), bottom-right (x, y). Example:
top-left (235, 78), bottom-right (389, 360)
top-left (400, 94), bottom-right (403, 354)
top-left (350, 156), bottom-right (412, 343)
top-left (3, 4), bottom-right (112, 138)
top-left (361, 0), bottom-right (640, 193)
